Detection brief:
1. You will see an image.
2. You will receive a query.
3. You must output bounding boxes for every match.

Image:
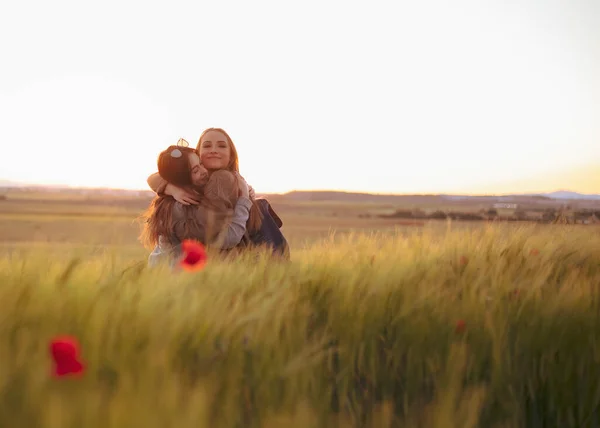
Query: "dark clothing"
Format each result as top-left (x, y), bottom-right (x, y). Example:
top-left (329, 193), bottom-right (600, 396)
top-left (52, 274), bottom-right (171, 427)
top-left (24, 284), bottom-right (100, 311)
top-left (240, 198), bottom-right (290, 259)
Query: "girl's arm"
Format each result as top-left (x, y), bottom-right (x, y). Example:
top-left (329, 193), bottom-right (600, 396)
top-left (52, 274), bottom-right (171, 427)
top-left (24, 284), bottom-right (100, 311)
top-left (147, 172), bottom-right (201, 205)
top-left (172, 196), bottom-right (252, 249)
top-left (213, 196), bottom-right (253, 249)
top-left (202, 170), bottom-right (250, 249)
top-left (147, 172), bottom-right (168, 195)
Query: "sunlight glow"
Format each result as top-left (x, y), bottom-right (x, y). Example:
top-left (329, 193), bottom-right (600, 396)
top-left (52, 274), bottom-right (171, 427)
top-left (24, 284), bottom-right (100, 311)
top-left (1, 0), bottom-right (598, 194)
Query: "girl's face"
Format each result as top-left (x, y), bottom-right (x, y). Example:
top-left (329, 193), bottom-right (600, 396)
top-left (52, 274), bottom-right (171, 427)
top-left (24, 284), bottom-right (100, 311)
top-left (188, 153), bottom-right (209, 186)
top-left (198, 130), bottom-right (231, 170)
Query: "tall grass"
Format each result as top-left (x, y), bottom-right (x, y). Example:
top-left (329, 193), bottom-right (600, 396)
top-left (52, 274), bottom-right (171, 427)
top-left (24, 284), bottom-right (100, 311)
top-left (0, 223), bottom-right (599, 427)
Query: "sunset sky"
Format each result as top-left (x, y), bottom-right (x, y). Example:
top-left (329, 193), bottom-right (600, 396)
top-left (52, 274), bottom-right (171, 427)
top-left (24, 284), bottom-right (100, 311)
top-left (1, 0), bottom-right (598, 194)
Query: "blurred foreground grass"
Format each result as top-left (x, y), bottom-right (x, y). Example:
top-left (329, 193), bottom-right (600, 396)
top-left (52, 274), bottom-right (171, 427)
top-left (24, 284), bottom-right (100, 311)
top-left (1, 224), bottom-right (599, 427)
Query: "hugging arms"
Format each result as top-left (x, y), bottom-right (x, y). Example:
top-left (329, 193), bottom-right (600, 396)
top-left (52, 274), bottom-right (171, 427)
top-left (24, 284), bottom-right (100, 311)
top-left (140, 128), bottom-right (289, 267)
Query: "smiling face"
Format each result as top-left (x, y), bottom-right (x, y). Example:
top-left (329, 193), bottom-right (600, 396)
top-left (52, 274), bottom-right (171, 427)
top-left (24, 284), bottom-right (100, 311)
top-left (188, 153), bottom-right (209, 187)
top-left (198, 130), bottom-right (232, 171)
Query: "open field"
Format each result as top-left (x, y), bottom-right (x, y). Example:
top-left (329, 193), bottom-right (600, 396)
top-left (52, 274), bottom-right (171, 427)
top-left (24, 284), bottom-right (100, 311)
top-left (0, 191), bottom-right (496, 254)
top-left (1, 190), bottom-right (600, 427)
top-left (1, 187), bottom-right (598, 253)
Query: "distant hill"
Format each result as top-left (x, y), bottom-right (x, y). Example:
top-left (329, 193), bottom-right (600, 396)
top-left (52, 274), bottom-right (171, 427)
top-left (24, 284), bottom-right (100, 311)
top-left (270, 190), bottom-right (448, 204)
top-left (1, 181), bottom-right (599, 203)
top-left (539, 191), bottom-right (600, 200)
top-left (0, 179), bottom-right (24, 187)
top-left (0, 180), bottom-right (74, 189)
top-left (263, 190), bottom-right (600, 203)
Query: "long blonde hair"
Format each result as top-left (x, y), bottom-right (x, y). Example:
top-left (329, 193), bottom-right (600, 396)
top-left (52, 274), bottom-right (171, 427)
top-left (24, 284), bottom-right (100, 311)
top-left (197, 127), bottom-right (263, 233)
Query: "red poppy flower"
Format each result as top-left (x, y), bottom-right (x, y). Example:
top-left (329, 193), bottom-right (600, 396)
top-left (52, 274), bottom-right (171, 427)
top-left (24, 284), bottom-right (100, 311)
top-left (49, 336), bottom-right (85, 377)
top-left (455, 320), bottom-right (466, 334)
top-left (529, 248), bottom-right (539, 256)
top-left (180, 239), bottom-right (207, 272)
top-left (459, 256), bottom-right (469, 266)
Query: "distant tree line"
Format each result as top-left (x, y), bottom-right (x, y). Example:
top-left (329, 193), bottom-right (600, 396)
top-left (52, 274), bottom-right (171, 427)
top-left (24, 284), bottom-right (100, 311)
top-left (378, 207), bottom-right (600, 224)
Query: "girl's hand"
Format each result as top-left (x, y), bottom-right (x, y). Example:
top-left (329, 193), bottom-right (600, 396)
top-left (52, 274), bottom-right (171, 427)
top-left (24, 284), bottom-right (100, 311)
top-left (248, 184), bottom-right (256, 199)
top-left (166, 184), bottom-right (201, 205)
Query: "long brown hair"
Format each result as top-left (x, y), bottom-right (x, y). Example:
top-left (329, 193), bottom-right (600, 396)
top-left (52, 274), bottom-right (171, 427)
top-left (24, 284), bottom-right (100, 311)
top-left (139, 145), bottom-right (202, 249)
top-left (197, 127), bottom-right (263, 232)
top-left (140, 197), bottom-right (207, 249)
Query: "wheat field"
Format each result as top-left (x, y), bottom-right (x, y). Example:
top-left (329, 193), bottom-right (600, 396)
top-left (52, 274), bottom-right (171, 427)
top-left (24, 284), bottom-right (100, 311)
top-left (1, 194), bottom-right (599, 427)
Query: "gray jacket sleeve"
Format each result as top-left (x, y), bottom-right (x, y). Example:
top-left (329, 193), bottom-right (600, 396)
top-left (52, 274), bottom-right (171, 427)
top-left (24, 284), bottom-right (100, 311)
top-left (212, 196), bottom-right (253, 249)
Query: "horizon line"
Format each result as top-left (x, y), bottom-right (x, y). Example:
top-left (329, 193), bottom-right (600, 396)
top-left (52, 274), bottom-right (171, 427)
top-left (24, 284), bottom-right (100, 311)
top-left (1, 181), bottom-right (598, 198)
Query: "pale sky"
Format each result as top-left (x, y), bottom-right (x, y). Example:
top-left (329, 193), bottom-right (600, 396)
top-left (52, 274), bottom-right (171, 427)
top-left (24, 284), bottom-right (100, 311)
top-left (1, 0), bottom-right (598, 194)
